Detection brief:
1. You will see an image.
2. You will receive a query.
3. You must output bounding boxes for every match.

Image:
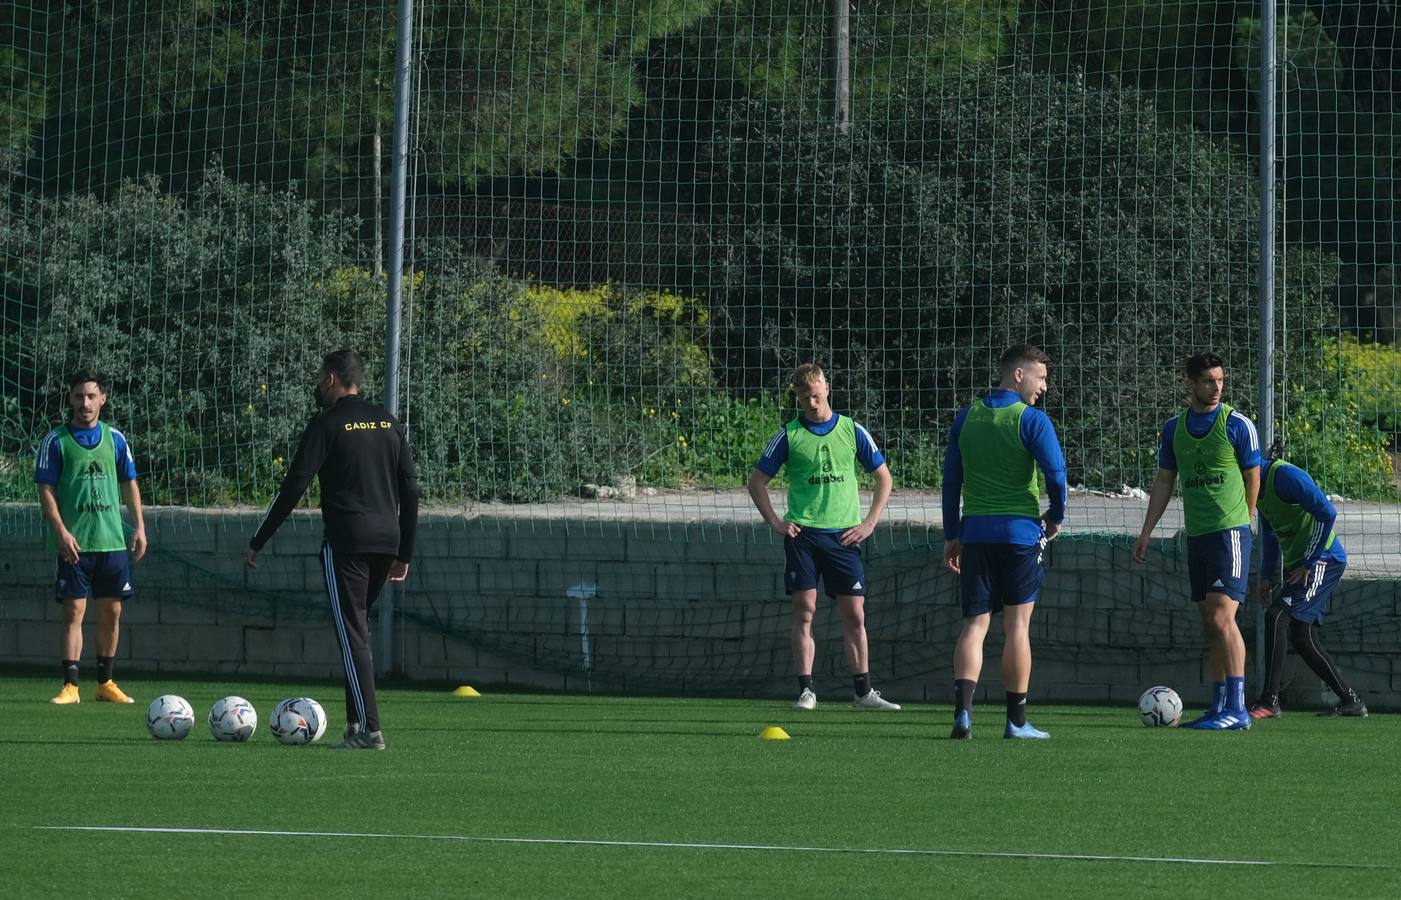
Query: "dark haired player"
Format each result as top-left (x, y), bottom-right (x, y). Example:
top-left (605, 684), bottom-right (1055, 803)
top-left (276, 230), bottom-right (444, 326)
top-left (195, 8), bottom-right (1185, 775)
top-left (1249, 458), bottom-right (1367, 719)
top-left (245, 350), bottom-right (419, 749)
top-left (1134, 352), bottom-right (1260, 730)
top-left (36, 370), bottom-right (147, 705)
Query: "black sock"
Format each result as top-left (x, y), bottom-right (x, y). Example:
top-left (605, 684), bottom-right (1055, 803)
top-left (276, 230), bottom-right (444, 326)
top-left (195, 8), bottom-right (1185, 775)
top-left (96, 655), bottom-right (114, 685)
top-left (1262, 604), bottom-right (1290, 698)
top-left (62, 660), bottom-right (79, 686)
top-left (1006, 692), bottom-right (1028, 727)
top-left (1289, 621), bottom-right (1353, 701)
top-left (853, 672), bottom-right (871, 698)
top-left (954, 679), bottom-right (976, 716)
top-left (798, 674), bottom-right (813, 693)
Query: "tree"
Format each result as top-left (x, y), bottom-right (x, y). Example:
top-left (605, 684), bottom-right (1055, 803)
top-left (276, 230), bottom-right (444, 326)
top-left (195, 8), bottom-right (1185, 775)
top-left (10, 2), bottom-right (721, 206)
top-left (1021, 1), bottom-right (1400, 331)
top-left (688, 67), bottom-right (1345, 489)
top-left (689, 1), bottom-right (1020, 124)
top-left (0, 10), bottom-right (47, 173)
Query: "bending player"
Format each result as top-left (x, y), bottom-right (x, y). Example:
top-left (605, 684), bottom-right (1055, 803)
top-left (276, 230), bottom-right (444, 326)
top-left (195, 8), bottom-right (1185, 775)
top-left (1250, 457), bottom-right (1367, 719)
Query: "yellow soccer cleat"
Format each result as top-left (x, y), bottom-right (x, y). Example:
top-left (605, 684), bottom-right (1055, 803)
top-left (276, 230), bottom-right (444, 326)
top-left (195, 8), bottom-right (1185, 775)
top-left (95, 681), bottom-right (134, 704)
top-left (50, 683), bottom-right (81, 705)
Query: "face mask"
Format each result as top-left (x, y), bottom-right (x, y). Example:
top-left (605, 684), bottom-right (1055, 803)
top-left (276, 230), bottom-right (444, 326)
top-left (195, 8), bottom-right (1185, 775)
top-left (313, 376), bottom-right (331, 408)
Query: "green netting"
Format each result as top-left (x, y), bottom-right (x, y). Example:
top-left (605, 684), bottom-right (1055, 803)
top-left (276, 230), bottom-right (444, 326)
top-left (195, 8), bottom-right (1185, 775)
top-left (2, 3), bottom-right (1399, 689)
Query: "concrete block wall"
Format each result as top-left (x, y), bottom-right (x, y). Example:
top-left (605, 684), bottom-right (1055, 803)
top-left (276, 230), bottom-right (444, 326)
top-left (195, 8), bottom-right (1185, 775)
top-left (2, 504), bottom-right (1398, 710)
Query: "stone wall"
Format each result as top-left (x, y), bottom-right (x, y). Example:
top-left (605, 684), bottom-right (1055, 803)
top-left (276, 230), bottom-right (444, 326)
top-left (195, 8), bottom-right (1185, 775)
top-left (2, 506), bottom-right (1398, 710)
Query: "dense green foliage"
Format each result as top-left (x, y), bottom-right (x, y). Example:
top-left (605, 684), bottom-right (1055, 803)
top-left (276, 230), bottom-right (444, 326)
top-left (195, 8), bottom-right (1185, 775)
top-left (1021, 1), bottom-right (1401, 300)
top-left (692, 1), bottom-right (1017, 123)
top-left (2, 4), bottom-right (1395, 503)
top-left (2, 1), bottom-right (721, 201)
top-left (689, 66), bottom-right (1392, 491)
top-left (0, 175), bottom-right (794, 504)
top-left (5, 73), bottom-right (1394, 502)
top-left (3, 170), bottom-right (374, 504)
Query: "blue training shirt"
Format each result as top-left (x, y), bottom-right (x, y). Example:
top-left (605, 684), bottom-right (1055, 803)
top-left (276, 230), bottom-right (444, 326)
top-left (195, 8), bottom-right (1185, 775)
top-left (1258, 459), bottom-right (1346, 578)
top-left (34, 422), bottom-right (139, 486)
top-left (1157, 406), bottom-right (1262, 472)
top-left (942, 389), bottom-right (1068, 545)
top-left (755, 413), bottom-right (886, 532)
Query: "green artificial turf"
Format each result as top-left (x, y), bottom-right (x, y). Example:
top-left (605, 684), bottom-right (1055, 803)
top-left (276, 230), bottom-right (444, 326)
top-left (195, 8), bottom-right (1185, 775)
top-left (2, 674), bottom-right (1398, 898)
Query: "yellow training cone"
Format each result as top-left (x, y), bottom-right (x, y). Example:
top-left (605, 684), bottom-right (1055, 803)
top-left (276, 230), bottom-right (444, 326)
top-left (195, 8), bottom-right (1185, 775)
top-left (759, 726), bottom-right (791, 741)
top-left (452, 685), bottom-right (482, 697)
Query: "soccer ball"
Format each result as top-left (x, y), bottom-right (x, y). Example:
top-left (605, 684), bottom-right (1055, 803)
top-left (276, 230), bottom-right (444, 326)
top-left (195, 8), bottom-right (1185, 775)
top-left (145, 694), bottom-right (195, 740)
top-left (208, 696), bottom-right (258, 742)
top-left (1138, 686), bottom-right (1183, 727)
top-left (270, 697), bottom-right (327, 746)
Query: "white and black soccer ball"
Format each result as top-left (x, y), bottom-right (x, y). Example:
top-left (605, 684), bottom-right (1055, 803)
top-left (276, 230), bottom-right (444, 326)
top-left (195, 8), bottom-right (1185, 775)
top-left (208, 696), bottom-right (258, 742)
top-left (270, 697), bottom-right (327, 746)
top-left (1138, 686), bottom-right (1183, 727)
top-left (145, 694), bottom-right (195, 740)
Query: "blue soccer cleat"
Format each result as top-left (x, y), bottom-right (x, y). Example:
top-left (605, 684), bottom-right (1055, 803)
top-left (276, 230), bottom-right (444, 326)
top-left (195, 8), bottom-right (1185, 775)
top-left (1003, 720), bottom-right (1050, 740)
top-left (1193, 711), bottom-right (1251, 731)
top-left (1181, 710), bottom-right (1219, 729)
top-left (950, 710), bottom-right (972, 740)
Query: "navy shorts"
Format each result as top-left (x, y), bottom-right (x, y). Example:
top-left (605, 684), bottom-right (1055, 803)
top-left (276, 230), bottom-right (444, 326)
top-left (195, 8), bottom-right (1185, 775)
top-left (1187, 525), bottom-right (1251, 603)
top-left (55, 551), bottom-right (135, 603)
top-left (1274, 556), bottom-right (1345, 625)
top-left (784, 529), bottom-right (866, 598)
top-left (960, 539), bottom-right (1047, 617)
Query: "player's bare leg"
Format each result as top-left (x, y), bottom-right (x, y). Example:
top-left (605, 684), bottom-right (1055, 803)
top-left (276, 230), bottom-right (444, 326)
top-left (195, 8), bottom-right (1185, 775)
top-left (1192, 594), bottom-right (1248, 729)
top-left (790, 589), bottom-right (818, 680)
top-left (954, 613), bottom-right (990, 684)
top-left (836, 594), bottom-right (868, 674)
top-left (951, 613), bottom-right (991, 737)
top-left (790, 589), bottom-right (818, 709)
top-left (1001, 603), bottom-right (1034, 693)
top-left (1001, 603), bottom-right (1048, 739)
top-left (95, 597), bottom-right (120, 657)
top-left (93, 597), bottom-right (132, 703)
top-left (60, 597), bottom-right (85, 660)
top-left (840, 595), bottom-right (897, 709)
top-left (1197, 598), bottom-right (1231, 682)
top-left (51, 598), bottom-right (85, 704)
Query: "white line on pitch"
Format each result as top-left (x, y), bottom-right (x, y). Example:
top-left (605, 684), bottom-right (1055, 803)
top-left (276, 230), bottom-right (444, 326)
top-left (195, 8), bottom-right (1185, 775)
top-left (34, 826), bottom-right (1400, 871)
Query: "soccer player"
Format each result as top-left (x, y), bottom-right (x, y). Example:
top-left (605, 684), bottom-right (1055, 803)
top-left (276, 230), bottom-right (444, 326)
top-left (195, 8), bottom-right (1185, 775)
top-left (746, 363), bottom-right (900, 711)
top-left (942, 344), bottom-right (1066, 740)
top-left (1133, 351), bottom-right (1260, 730)
top-left (35, 370), bottom-right (148, 705)
top-left (245, 350), bottom-right (419, 750)
top-left (1249, 458), bottom-right (1367, 718)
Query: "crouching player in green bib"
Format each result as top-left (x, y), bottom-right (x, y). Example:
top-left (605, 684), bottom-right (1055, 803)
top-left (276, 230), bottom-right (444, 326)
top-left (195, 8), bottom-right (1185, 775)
top-left (1249, 459), bottom-right (1367, 719)
top-left (746, 363), bottom-right (900, 711)
top-left (1134, 352), bottom-right (1260, 730)
top-left (942, 344), bottom-right (1067, 740)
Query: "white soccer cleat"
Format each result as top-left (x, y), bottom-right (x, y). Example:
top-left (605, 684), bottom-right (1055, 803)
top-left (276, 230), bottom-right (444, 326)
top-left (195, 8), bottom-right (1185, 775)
top-left (793, 688), bottom-right (817, 710)
top-left (852, 690), bottom-right (900, 711)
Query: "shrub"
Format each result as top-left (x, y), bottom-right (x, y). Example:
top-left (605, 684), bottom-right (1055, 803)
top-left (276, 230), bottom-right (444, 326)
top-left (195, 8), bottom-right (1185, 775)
top-left (4, 168), bottom-right (375, 505)
top-left (1277, 335), bottom-right (1398, 498)
top-left (1331, 336), bottom-right (1401, 435)
top-left (688, 67), bottom-right (1345, 492)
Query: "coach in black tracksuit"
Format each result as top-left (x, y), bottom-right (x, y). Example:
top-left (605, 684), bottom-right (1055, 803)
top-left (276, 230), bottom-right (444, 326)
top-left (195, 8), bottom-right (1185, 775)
top-left (244, 349), bottom-right (419, 750)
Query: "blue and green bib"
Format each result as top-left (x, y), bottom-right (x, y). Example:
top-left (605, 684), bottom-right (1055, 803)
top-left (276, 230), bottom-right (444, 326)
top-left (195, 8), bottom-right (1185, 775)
top-left (783, 416), bottom-right (862, 529)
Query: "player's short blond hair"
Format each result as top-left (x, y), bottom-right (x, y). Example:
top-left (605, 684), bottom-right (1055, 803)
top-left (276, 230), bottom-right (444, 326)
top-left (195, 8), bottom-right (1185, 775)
top-left (790, 363), bottom-right (826, 390)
